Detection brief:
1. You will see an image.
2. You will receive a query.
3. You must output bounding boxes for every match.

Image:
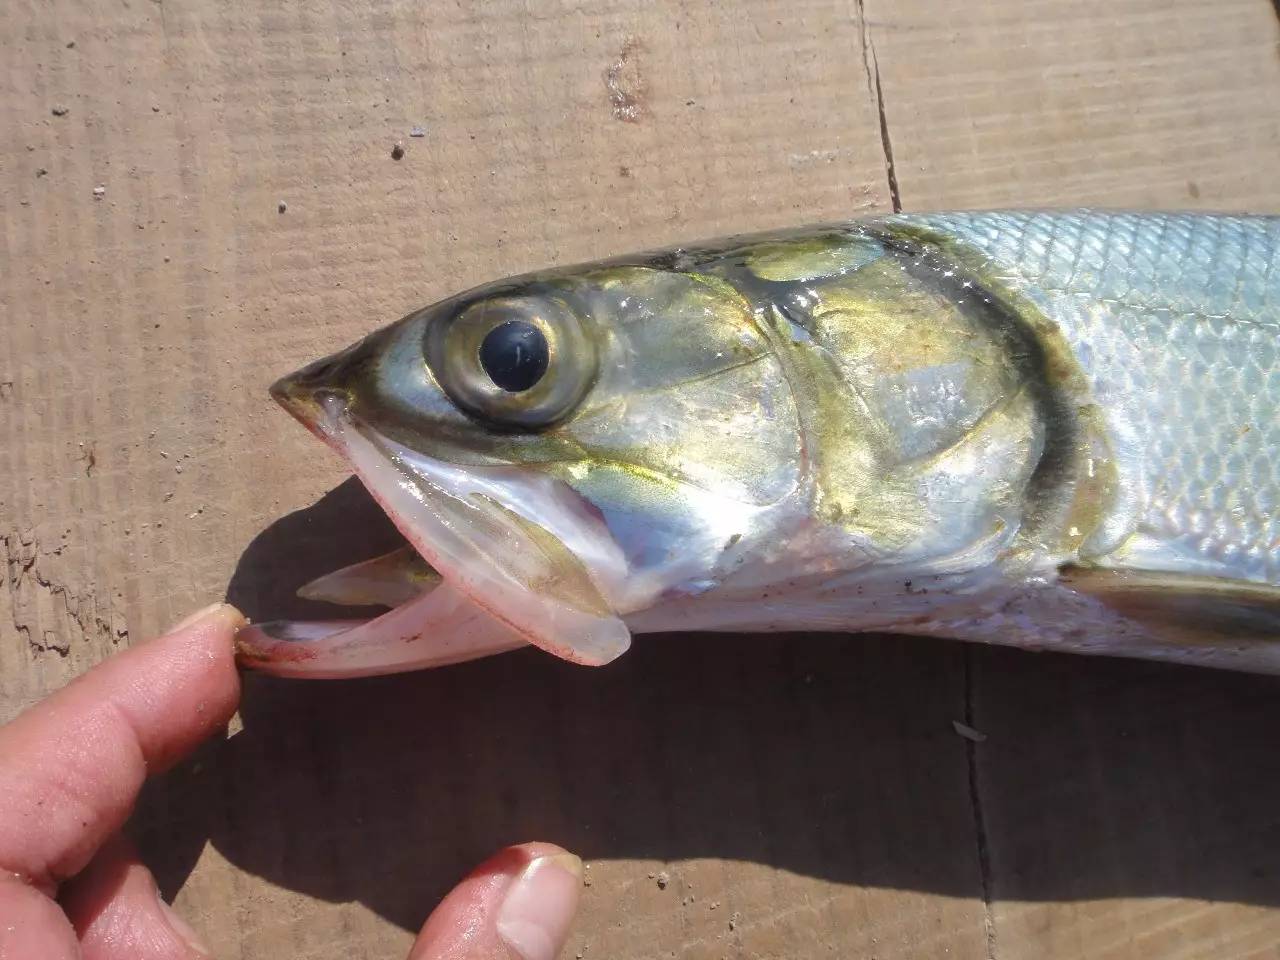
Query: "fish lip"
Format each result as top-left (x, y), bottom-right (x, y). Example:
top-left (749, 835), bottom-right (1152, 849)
top-left (267, 371), bottom-right (305, 420)
top-left (269, 365), bottom-right (349, 447)
top-left (270, 332), bottom-right (379, 438)
top-left (268, 363), bottom-right (327, 432)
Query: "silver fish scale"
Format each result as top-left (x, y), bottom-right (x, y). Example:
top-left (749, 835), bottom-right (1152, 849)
top-left (891, 211), bottom-right (1280, 584)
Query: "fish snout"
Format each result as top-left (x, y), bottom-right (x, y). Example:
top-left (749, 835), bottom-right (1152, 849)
top-left (270, 369), bottom-right (328, 435)
top-left (269, 348), bottom-right (363, 436)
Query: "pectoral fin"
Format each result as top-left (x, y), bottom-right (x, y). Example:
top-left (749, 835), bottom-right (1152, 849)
top-left (1060, 566), bottom-right (1280, 649)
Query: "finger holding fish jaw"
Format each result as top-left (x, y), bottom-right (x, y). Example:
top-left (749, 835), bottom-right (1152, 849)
top-left (0, 600), bottom-right (583, 960)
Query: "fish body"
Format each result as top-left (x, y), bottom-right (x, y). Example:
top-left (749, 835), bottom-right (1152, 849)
top-left (238, 211), bottom-right (1280, 677)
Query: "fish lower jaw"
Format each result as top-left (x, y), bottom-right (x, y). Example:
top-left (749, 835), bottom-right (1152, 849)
top-left (234, 572), bottom-right (532, 679)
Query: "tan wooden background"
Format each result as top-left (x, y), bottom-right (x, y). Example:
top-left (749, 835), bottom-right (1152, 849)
top-left (3, 1), bottom-right (1280, 957)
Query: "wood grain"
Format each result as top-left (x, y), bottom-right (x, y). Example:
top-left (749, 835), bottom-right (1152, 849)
top-left (2, 0), bottom-right (1279, 957)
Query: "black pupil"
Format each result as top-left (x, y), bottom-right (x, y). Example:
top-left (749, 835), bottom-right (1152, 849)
top-left (478, 320), bottom-right (549, 393)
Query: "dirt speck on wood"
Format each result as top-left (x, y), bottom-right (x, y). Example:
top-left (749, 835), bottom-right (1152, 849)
top-left (952, 720), bottom-right (988, 743)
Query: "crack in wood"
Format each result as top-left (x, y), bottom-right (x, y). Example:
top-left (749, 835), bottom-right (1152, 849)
top-left (855, 0), bottom-right (902, 212)
top-left (964, 647), bottom-right (998, 959)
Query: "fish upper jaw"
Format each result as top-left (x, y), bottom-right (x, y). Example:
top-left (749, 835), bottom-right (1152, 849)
top-left (269, 363), bottom-right (352, 452)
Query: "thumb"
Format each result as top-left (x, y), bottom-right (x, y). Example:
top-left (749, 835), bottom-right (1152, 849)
top-left (408, 843), bottom-right (583, 960)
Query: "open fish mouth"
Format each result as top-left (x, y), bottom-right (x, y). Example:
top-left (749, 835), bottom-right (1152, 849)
top-left (235, 385), bottom-right (633, 679)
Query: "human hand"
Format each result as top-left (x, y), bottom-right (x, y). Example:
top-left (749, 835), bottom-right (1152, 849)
top-left (0, 603), bottom-right (582, 959)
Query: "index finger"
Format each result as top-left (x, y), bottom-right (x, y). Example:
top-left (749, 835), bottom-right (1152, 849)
top-left (0, 603), bottom-right (243, 894)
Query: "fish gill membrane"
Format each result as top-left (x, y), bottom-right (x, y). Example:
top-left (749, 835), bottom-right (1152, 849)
top-left (235, 210), bottom-right (1280, 679)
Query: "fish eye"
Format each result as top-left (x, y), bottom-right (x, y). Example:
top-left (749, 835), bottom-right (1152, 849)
top-left (424, 292), bottom-right (596, 430)
top-left (479, 320), bottom-right (550, 392)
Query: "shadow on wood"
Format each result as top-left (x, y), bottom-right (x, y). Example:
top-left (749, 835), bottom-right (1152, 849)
top-left (134, 481), bottom-right (1280, 932)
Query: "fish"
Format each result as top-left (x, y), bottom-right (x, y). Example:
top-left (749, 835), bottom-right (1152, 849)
top-left (235, 210), bottom-right (1280, 679)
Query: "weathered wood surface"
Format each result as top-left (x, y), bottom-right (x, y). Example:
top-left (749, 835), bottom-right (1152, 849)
top-left (3, 1), bottom-right (1280, 956)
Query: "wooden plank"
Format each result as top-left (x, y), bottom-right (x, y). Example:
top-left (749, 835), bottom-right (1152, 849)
top-left (968, 648), bottom-right (1280, 960)
top-left (867, 0), bottom-right (1280, 211)
top-left (3, 0), bottom-right (1279, 956)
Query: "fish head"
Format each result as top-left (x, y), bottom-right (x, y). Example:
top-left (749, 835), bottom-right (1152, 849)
top-left (250, 222), bottom-right (1080, 678)
top-left (266, 259), bottom-right (801, 667)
